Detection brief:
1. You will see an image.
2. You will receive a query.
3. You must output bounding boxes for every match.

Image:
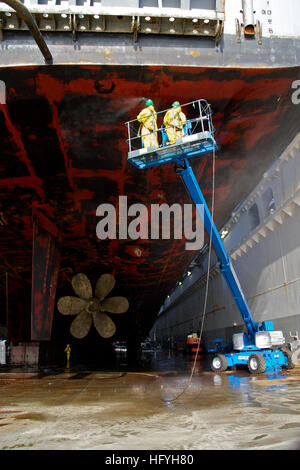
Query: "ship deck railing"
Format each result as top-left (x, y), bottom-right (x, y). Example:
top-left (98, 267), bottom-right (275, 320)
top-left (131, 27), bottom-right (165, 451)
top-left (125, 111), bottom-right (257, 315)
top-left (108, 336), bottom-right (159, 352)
top-left (125, 99), bottom-right (217, 170)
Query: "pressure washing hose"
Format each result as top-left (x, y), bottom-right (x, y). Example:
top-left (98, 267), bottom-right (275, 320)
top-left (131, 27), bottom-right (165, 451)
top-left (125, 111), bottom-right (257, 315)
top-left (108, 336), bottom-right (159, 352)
top-left (2, 0), bottom-right (53, 63)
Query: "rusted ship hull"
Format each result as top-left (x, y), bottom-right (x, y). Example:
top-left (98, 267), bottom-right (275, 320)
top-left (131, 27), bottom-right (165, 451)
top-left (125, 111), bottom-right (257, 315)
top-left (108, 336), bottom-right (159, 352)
top-left (0, 63), bottom-right (300, 363)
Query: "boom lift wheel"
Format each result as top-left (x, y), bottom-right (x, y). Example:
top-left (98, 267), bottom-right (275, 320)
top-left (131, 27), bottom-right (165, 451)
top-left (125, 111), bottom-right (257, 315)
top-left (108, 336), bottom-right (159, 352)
top-left (282, 349), bottom-right (296, 370)
top-left (211, 354), bottom-right (228, 372)
top-left (247, 353), bottom-right (266, 374)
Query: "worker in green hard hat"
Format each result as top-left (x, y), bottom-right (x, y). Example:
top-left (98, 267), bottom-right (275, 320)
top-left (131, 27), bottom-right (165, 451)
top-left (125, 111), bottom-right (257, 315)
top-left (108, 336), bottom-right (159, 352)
top-left (137, 99), bottom-right (159, 149)
top-left (163, 101), bottom-right (186, 145)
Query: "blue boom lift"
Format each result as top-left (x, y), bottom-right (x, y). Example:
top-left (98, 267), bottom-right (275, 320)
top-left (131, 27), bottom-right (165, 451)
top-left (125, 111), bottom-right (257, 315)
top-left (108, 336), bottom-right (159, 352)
top-left (125, 99), bottom-right (294, 374)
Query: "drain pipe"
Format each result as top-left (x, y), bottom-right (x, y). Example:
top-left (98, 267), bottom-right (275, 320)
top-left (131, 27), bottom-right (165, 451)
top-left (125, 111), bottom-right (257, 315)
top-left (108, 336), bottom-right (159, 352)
top-left (2, 0), bottom-right (52, 64)
top-left (241, 0), bottom-right (255, 36)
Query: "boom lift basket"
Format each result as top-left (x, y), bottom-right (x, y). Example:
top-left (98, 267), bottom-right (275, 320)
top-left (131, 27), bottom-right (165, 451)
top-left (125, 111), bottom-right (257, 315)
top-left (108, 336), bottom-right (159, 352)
top-left (125, 99), bottom-right (217, 169)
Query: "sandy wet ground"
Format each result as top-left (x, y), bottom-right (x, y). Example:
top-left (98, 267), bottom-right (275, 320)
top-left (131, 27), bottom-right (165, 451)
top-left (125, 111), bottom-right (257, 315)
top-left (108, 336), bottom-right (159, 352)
top-left (0, 351), bottom-right (300, 451)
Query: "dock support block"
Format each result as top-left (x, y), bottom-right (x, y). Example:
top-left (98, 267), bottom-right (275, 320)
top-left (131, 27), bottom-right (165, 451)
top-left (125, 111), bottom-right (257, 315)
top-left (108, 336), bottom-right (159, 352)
top-left (31, 212), bottom-right (61, 341)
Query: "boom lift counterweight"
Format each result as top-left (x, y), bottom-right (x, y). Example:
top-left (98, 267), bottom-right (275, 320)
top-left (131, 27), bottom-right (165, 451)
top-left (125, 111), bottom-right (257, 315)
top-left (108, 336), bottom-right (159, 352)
top-left (125, 100), bottom-right (294, 374)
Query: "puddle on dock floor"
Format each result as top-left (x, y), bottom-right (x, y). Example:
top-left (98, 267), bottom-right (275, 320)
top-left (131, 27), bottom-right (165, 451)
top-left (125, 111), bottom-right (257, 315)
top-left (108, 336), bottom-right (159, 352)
top-left (0, 351), bottom-right (300, 450)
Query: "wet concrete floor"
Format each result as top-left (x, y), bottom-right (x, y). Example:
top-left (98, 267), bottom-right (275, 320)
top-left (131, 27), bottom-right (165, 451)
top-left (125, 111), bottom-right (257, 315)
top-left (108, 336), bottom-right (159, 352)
top-left (1, 351), bottom-right (300, 451)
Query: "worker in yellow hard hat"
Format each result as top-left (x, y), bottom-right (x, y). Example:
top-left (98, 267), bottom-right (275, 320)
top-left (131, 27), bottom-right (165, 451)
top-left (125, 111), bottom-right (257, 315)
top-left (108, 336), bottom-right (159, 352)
top-left (163, 101), bottom-right (186, 145)
top-left (137, 99), bottom-right (159, 149)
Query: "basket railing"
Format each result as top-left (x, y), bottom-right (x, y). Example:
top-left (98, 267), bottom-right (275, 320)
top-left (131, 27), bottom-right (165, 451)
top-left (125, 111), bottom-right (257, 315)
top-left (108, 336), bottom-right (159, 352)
top-left (125, 99), bottom-right (215, 154)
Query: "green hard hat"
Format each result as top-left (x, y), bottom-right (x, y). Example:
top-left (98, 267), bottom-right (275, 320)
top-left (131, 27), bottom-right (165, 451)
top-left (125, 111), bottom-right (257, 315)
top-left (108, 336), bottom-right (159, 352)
top-left (172, 101), bottom-right (180, 107)
top-left (146, 99), bottom-right (153, 106)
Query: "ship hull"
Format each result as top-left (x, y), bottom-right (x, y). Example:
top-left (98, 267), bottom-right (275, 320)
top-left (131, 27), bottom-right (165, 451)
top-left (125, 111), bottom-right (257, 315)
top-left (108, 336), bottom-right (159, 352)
top-left (0, 61), bottom-right (300, 363)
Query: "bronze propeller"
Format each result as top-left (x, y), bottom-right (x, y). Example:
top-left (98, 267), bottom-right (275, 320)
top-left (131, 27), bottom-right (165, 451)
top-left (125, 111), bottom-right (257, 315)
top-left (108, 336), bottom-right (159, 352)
top-left (57, 273), bottom-right (129, 339)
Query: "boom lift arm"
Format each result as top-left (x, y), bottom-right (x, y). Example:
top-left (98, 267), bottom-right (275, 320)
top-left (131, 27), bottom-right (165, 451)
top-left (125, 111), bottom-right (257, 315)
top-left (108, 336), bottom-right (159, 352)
top-left (177, 158), bottom-right (259, 341)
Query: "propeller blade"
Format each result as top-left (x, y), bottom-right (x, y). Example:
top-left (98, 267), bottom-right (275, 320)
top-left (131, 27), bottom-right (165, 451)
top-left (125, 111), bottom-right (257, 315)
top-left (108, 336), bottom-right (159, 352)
top-left (70, 311), bottom-right (92, 339)
top-left (57, 296), bottom-right (87, 315)
top-left (71, 273), bottom-right (93, 300)
top-left (100, 296), bottom-right (129, 314)
top-left (93, 312), bottom-right (116, 338)
top-left (95, 274), bottom-right (116, 301)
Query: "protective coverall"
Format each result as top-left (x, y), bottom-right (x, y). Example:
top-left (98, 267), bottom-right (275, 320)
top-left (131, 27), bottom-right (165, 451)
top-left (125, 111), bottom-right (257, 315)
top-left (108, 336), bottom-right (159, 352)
top-left (163, 105), bottom-right (186, 145)
top-left (137, 104), bottom-right (159, 149)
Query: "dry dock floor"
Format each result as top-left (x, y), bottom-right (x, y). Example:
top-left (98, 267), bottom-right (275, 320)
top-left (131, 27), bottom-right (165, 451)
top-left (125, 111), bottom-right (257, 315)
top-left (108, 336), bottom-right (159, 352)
top-left (0, 352), bottom-right (300, 450)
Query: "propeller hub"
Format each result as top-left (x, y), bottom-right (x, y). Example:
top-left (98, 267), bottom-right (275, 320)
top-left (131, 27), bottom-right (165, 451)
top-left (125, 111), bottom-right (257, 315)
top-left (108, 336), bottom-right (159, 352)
top-left (86, 298), bottom-right (100, 314)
